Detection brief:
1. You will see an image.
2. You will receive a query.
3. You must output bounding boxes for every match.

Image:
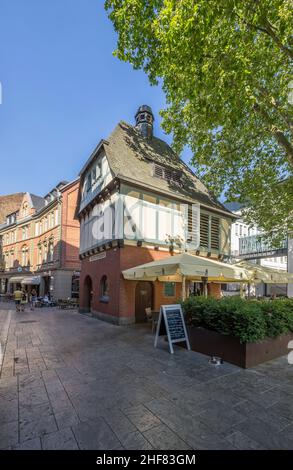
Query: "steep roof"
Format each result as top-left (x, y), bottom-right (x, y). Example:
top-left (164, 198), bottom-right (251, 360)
top-left (29, 194), bottom-right (46, 212)
top-left (104, 121), bottom-right (232, 216)
top-left (0, 193), bottom-right (24, 224)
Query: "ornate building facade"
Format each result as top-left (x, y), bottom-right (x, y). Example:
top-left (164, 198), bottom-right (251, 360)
top-left (0, 179), bottom-right (80, 299)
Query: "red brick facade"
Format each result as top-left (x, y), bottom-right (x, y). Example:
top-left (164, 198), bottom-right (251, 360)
top-left (79, 244), bottom-right (221, 324)
top-left (207, 282), bottom-right (222, 299)
top-left (60, 181), bottom-right (80, 271)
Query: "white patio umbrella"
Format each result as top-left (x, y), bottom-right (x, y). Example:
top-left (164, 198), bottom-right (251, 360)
top-left (234, 260), bottom-right (293, 284)
top-left (122, 252), bottom-right (251, 299)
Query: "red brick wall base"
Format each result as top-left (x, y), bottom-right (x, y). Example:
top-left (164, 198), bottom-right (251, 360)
top-left (79, 245), bottom-right (223, 324)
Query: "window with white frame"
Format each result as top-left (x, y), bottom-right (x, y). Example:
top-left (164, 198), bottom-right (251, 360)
top-left (21, 245), bottom-right (29, 266)
top-left (38, 244), bottom-right (42, 265)
top-left (22, 225), bottom-right (29, 240)
top-left (10, 250), bottom-right (14, 268)
top-left (43, 243), bottom-right (48, 262)
top-left (49, 239), bottom-right (54, 262)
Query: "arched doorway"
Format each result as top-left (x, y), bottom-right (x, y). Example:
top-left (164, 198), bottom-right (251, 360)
top-left (135, 281), bottom-right (153, 323)
top-left (83, 275), bottom-right (93, 313)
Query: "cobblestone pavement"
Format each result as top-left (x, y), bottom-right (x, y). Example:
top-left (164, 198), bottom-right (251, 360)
top-left (1, 303), bottom-right (293, 450)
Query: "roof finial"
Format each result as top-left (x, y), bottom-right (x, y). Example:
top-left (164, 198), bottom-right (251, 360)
top-left (135, 105), bottom-right (154, 139)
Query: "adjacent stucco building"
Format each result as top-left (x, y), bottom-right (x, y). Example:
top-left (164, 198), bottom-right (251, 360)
top-left (0, 180), bottom-right (80, 299)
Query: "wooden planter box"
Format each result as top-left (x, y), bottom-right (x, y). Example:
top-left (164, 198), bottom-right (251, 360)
top-left (186, 326), bottom-right (293, 368)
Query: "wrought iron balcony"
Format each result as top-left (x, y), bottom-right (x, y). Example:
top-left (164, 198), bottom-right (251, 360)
top-left (239, 235), bottom-right (287, 259)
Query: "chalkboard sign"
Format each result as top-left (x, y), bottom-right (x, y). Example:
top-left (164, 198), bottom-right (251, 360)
top-left (154, 304), bottom-right (191, 354)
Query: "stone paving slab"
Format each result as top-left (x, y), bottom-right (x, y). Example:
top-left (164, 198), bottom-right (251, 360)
top-left (42, 428), bottom-right (79, 450)
top-left (0, 303), bottom-right (293, 450)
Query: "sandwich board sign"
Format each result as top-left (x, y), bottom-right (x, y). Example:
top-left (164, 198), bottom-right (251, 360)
top-left (154, 304), bottom-right (191, 354)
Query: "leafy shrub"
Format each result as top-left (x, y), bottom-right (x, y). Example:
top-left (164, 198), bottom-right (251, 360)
top-left (181, 296), bottom-right (293, 343)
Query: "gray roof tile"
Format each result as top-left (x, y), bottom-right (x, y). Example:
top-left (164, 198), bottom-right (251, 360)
top-left (104, 121), bottom-right (232, 215)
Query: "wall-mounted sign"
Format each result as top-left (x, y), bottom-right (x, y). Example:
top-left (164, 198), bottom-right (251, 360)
top-left (89, 252), bottom-right (106, 262)
top-left (154, 304), bottom-right (190, 354)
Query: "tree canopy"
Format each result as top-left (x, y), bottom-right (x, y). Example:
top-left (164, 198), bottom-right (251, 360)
top-left (105, 0), bottom-right (293, 242)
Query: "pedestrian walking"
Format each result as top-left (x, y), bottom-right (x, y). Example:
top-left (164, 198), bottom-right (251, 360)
top-left (14, 288), bottom-right (23, 312)
top-left (20, 289), bottom-right (28, 312)
top-left (30, 288), bottom-right (37, 310)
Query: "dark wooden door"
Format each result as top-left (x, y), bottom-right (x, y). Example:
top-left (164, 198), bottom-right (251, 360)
top-left (84, 276), bottom-right (93, 312)
top-left (135, 281), bottom-right (153, 323)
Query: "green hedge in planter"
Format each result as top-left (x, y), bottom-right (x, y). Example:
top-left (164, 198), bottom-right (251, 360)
top-left (181, 296), bottom-right (293, 343)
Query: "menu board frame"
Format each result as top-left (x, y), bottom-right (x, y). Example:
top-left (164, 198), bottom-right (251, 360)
top-left (154, 304), bottom-right (191, 354)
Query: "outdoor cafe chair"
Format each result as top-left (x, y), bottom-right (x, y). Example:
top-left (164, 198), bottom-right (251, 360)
top-left (145, 307), bottom-right (159, 334)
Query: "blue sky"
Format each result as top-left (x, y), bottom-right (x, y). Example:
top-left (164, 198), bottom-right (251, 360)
top-left (0, 0), bottom-right (181, 196)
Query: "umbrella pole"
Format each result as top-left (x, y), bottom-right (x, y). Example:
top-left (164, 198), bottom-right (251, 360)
top-left (240, 283), bottom-right (244, 298)
top-left (204, 280), bottom-right (208, 298)
top-left (186, 280), bottom-right (190, 298)
top-left (247, 282), bottom-right (251, 299)
top-left (182, 275), bottom-right (186, 301)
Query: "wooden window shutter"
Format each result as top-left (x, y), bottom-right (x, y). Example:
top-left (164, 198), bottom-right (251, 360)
top-left (200, 213), bottom-right (209, 248)
top-left (210, 216), bottom-right (220, 250)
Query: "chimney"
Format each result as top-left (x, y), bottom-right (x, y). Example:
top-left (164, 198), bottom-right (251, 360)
top-left (135, 105), bottom-right (154, 139)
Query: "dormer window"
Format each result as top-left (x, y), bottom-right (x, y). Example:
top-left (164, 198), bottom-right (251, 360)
top-left (86, 174), bottom-right (91, 194)
top-left (92, 167), bottom-right (96, 182)
top-left (22, 203), bottom-right (28, 217)
top-left (153, 163), bottom-right (182, 186)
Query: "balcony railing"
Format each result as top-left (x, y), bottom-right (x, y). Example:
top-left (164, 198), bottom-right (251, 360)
top-left (239, 235), bottom-right (287, 259)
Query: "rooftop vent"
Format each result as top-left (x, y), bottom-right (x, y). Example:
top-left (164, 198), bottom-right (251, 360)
top-left (153, 163), bottom-right (182, 186)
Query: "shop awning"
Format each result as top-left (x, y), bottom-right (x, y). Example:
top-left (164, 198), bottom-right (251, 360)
top-left (21, 276), bottom-right (41, 286)
top-left (122, 253), bottom-right (251, 283)
top-left (234, 261), bottom-right (293, 284)
top-left (8, 276), bottom-right (25, 284)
